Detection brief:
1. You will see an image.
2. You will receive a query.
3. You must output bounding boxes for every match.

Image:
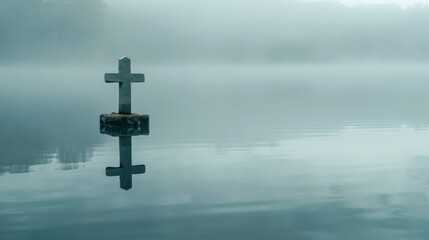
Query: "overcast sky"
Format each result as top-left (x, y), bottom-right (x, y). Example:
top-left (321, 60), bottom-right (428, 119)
top-left (307, 0), bottom-right (429, 8)
top-left (98, 0), bottom-right (429, 63)
top-left (106, 0), bottom-right (429, 8)
top-left (3, 0), bottom-right (428, 63)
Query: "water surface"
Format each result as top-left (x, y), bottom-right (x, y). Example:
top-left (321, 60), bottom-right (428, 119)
top-left (2, 63), bottom-right (429, 239)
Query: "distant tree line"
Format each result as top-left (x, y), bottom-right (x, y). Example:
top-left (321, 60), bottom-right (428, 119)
top-left (0, 0), bottom-right (105, 61)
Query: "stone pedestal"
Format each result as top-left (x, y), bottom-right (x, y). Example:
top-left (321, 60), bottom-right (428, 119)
top-left (100, 113), bottom-right (149, 136)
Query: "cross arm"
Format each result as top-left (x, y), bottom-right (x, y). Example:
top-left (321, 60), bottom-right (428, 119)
top-left (130, 74), bottom-right (145, 82)
top-left (106, 166), bottom-right (121, 176)
top-left (131, 164), bottom-right (146, 174)
top-left (105, 73), bottom-right (121, 83)
top-left (105, 73), bottom-right (145, 83)
top-left (105, 165), bottom-right (146, 176)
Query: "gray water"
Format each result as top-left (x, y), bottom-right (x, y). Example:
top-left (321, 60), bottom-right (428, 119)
top-left (2, 63), bottom-right (429, 239)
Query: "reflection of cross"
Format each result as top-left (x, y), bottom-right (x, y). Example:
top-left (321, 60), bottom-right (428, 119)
top-left (106, 136), bottom-right (145, 190)
top-left (105, 57), bottom-right (145, 114)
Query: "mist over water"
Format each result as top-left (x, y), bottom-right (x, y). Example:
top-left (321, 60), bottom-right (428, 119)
top-left (2, 1), bottom-right (429, 240)
top-left (2, 0), bottom-right (429, 64)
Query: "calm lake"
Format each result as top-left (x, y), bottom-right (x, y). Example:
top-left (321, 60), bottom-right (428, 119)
top-left (2, 63), bottom-right (429, 239)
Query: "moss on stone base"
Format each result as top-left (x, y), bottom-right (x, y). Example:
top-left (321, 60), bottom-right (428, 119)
top-left (100, 113), bottom-right (149, 136)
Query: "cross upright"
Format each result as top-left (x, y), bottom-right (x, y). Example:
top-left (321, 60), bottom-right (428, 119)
top-left (105, 57), bottom-right (145, 114)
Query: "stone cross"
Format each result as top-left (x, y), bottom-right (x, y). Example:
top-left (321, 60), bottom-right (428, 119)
top-left (105, 57), bottom-right (145, 114)
top-left (106, 136), bottom-right (145, 190)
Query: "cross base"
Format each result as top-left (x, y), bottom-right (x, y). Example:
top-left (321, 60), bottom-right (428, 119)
top-left (100, 113), bottom-right (149, 136)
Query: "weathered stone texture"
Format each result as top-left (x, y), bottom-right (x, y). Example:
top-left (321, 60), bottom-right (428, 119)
top-left (100, 113), bottom-right (149, 136)
top-left (104, 57), bottom-right (145, 114)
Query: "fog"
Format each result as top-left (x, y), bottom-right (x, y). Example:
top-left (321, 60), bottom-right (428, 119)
top-left (4, 3), bottom-right (429, 239)
top-left (1, 0), bottom-right (429, 64)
